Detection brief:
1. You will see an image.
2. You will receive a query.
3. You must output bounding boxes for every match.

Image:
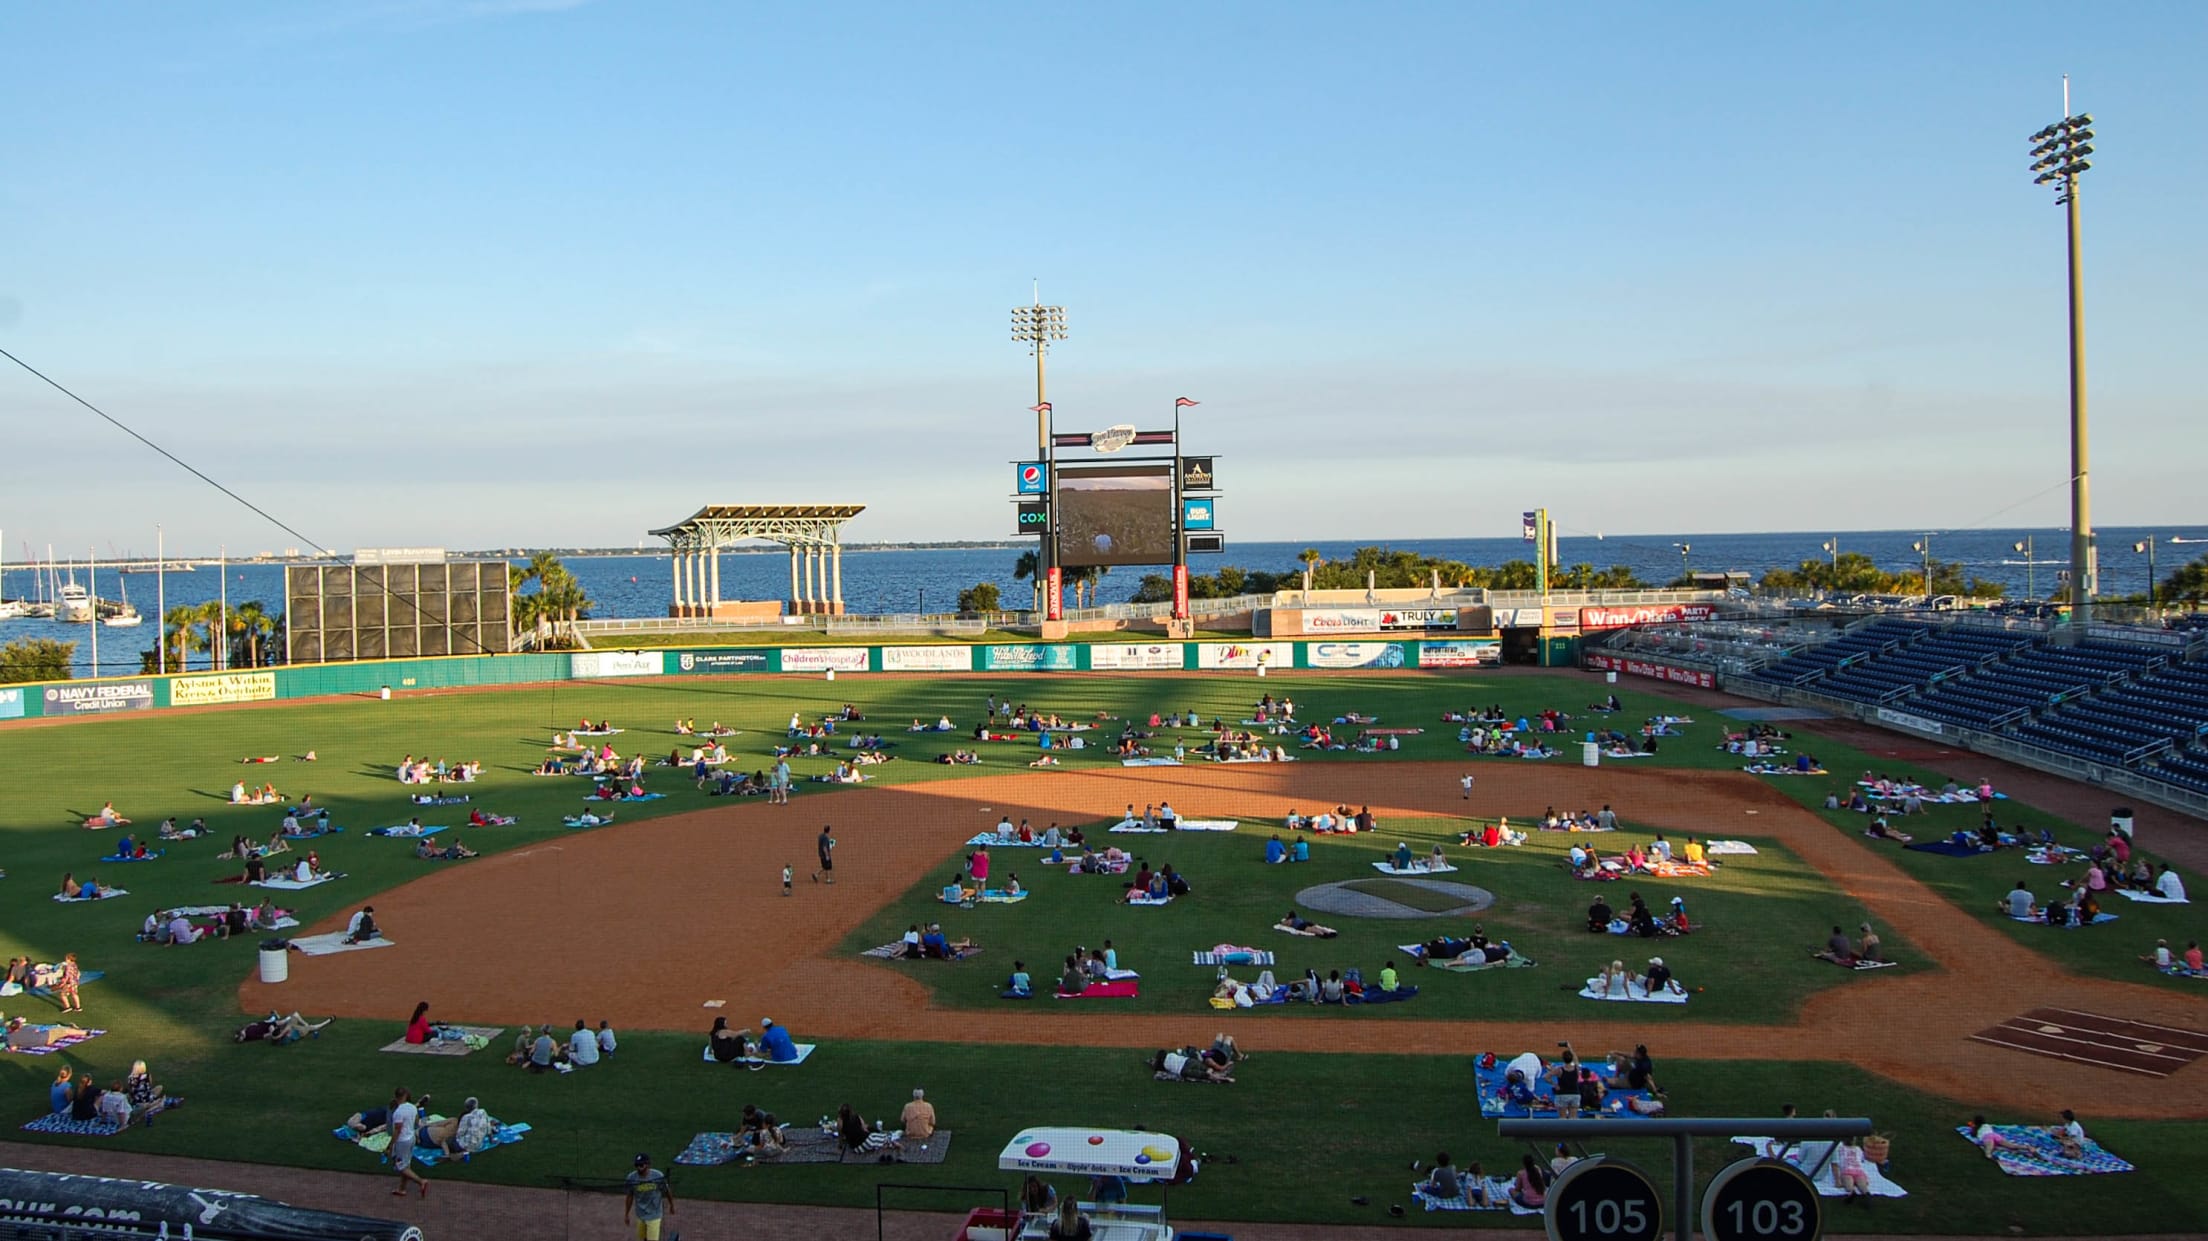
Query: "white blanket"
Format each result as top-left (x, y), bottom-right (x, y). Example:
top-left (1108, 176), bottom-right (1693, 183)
top-left (288, 932), bottom-right (395, 956)
top-left (1728, 1138), bottom-right (1908, 1197)
top-left (1110, 818), bottom-right (1236, 833)
top-left (1372, 862), bottom-right (1458, 875)
top-left (1579, 979), bottom-right (1688, 1004)
top-left (252, 874), bottom-right (339, 891)
top-left (2115, 888), bottom-right (2189, 905)
top-left (52, 889), bottom-right (129, 903)
top-left (1704, 840), bottom-right (1759, 856)
top-left (1120, 758), bottom-right (1182, 767)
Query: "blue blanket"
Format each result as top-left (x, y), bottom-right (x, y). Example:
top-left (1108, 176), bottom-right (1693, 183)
top-left (368, 826), bottom-right (447, 838)
top-left (97, 851), bottom-right (164, 863)
top-left (1473, 1056), bottom-right (1658, 1119)
top-left (281, 825), bottom-right (344, 840)
top-left (1903, 840), bottom-right (1986, 858)
top-left (22, 1112), bottom-right (122, 1136)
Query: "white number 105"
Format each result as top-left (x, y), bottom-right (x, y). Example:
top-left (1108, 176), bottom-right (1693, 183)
top-left (1569, 1198), bottom-right (1650, 1234)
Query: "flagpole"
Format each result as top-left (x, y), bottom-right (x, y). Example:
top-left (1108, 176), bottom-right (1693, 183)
top-left (89, 547), bottom-right (100, 677)
top-left (157, 526), bottom-right (166, 676)
top-left (219, 544), bottom-right (228, 671)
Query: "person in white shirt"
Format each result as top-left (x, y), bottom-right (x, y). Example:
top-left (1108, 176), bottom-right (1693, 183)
top-left (567, 1020), bottom-right (600, 1067)
top-left (388, 1087), bottom-right (429, 1196)
top-left (596, 1021), bottom-right (618, 1054)
top-left (2156, 864), bottom-right (2187, 902)
top-left (167, 914), bottom-right (201, 946)
top-left (294, 859), bottom-right (316, 884)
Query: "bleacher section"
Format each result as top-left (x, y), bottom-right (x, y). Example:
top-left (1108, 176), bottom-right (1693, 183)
top-left (1739, 618), bottom-right (2208, 796)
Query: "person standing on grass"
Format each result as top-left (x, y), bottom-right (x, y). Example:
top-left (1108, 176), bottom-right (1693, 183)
top-left (388, 1086), bottom-right (429, 1197)
top-left (55, 953), bottom-right (84, 1014)
top-left (772, 759), bottom-right (791, 805)
top-left (815, 827), bottom-right (836, 884)
top-left (625, 1152), bottom-right (675, 1240)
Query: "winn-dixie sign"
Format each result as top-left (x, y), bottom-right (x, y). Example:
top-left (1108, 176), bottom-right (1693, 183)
top-left (1584, 651), bottom-right (1715, 689)
top-left (1578, 604), bottom-right (1716, 630)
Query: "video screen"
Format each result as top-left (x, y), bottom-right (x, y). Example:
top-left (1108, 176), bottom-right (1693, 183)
top-left (1056, 464), bottom-right (1175, 567)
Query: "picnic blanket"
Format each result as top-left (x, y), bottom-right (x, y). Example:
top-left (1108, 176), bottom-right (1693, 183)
top-left (1704, 839), bottom-right (1759, 855)
top-left (379, 1026), bottom-right (502, 1056)
top-left (19, 969), bottom-right (107, 1000)
top-left (288, 932), bottom-right (394, 956)
top-left (417, 1121), bottom-right (530, 1166)
top-left (1193, 948), bottom-right (1275, 967)
top-left (1641, 861), bottom-right (1712, 879)
top-left (1579, 979), bottom-right (1689, 1003)
top-left (1729, 1138), bottom-right (1909, 1196)
top-left (2011, 912), bottom-right (2118, 928)
top-left (1905, 840), bottom-right (1988, 858)
top-left (97, 851), bottom-right (164, 863)
top-left (1746, 764), bottom-right (1826, 775)
top-left (694, 1042), bottom-right (817, 1066)
top-left (2115, 889), bottom-right (2189, 905)
top-left (1126, 894), bottom-right (1174, 907)
top-left (21, 1111), bottom-right (125, 1137)
top-left (1812, 952), bottom-right (1899, 970)
top-left (1954, 1125), bottom-right (2134, 1176)
top-left (1273, 922), bottom-right (1336, 938)
top-left (1110, 817), bottom-right (1236, 832)
top-left (562, 815), bottom-right (616, 828)
top-left (3, 1029), bottom-right (106, 1057)
top-left (1057, 980), bottom-right (1139, 999)
top-left (52, 889), bottom-right (129, 903)
top-left (1473, 1055), bottom-right (1659, 1119)
top-left (1120, 758), bottom-right (1182, 767)
top-left (408, 795), bottom-right (472, 806)
top-left (1410, 1176), bottom-right (1521, 1213)
top-left (368, 825), bottom-right (446, 838)
top-left (2026, 846), bottom-right (2089, 865)
top-left (678, 1126), bottom-right (953, 1167)
top-left (279, 824), bottom-right (343, 840)
top-left (587, 793), bottom-right (665, 803)
top-left (1371, 861), bottom-right (1458, 875)
top-left (963, 833), bottom-right (1053, 846)
top-left (251, 874), bottom-right (341, 891)
top-left (1400, 943), bottom-right (1534, 971)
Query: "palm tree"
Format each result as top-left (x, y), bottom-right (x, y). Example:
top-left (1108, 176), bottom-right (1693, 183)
top-left (162, 605), bottom-right (209, 672)
top-left (1297, 548), bottom-right (1322, 595)
top-left (1012, 550), bottom-right (1040, 612)
top-left (226, 601), bottom-right (277, 668)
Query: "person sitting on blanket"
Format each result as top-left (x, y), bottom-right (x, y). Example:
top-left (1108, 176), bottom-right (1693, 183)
top-left (707, 1017), bottom-right (752, 1064)
top-left (2155, 863), bottom-right (2188, 902)
top-left (837, 1102), bottom-right (902, 1154)
top-left (1594, 959), bottom-right (1633, 997)
top-left (1003, 961), bottom-right (1033, 998)
top-left (1281, 909), bottom-right (1339, 938)
top-left (1155, 1047), bottom-right (1233, 1082)
top-left (1964, 1114), bottom-right (2015, 1159)
top-left (2075, 888), bottom-right (2103, 922)
top-left (1626, 893), bottom-right (1660, 937)
top-left (568, 1020), bottom-right (601, 1067)
top-left (1265, 835), bottom-right (1288, 864)
top-left (1640, 956), bottom-right (1677, 994)
top-left (415, 838), bottom-right (479, 861)
top-left (2050, 1109), bottom-right (2088, 1159)
top-left (1855, 922), bottom-right (1885, 963)
top-left (1058, 956), bottom-right (1090, 996)
top-left (59, 872), bottom-right (84, 900)
top-left (1587, 896), bottom-right (1614, 933)
top-left (529, 1025), bottom-right (567, 1072)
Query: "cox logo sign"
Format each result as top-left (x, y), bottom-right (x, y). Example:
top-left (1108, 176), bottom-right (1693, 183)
top-left (1015, 462), bottom-right (1048, 494)
top-left (1015, 501), bottom-right (1049, 535)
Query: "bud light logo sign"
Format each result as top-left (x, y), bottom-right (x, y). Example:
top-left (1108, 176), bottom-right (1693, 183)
top-left (1016, 463), bottom-right (1047, 494)
top-left (1182, 499), bottom-right (1214, 530)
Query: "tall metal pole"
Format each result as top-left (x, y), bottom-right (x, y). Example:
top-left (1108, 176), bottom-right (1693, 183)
top-left (89, 547), bottom-right (99, 676)
top-left (2065, 165), bottom-right (2093, 621)
top-left (219, 544), bottom-right (229, 671)
top-left (156, 526), bottom-right (166, 675)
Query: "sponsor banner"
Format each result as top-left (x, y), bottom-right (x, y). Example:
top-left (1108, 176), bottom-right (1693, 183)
top-left (1495, 607), bottom-right (1545, 628)
top-left (1583, 651), bottom-right (1716, 689)
top-left (43, 680), bottom-right (155, 715)
top-left (881, 645), bottom-right (976, 672)
top-left (1418, 640), bottom-right (1502, 669)
top-left (1196, 641), bottom-right (1292, 670)
top-left (1180, 456), bottom-right (1215, 491)
top-left (1016, 462), bottom-right (1047, 494)
top-left (1876, 706), bottom-right (1945, 736)
top-left (170, 671), bottom-right (277, 707)
top-left (1579, 603), bottom-right (1718, 630)
top-left (1172, 564), bottom-right (1190, 618)
top-left (1014, 500), bottom-right (1049, 536)
top-left (1181, 498), bottom-right (1215, 530)
top-left (980, 643), bottom-right (1080, 672)
top-left (780, 647), bottom-right (871, 673)
top-left (1307, 641), bottom-right (1407, 669)
top-left (669, 649), bottom-right (772, 675)
top-left (1522, 511), bottom-right (1540, 541)
top-left (570, 651), bottom-right (664, 679)
top-left (1089, 643), bottom-right (1184, 671)
top-left (1304, 609), bottom-right (1382, 633)
top-left (0, 687), bottom-right (22, 720)
top-left (1045, 566), bottom-right (1063, 622)
top-left (1379, 608), bottom-right (1457, 630)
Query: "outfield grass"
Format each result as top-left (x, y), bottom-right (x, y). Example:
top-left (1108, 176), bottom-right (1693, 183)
top-left (2, 669), bottom-right (2202, 1232)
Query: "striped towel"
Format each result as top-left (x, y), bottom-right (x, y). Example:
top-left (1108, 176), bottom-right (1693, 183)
top-left (1193, 950), bottom-right (1275, 967)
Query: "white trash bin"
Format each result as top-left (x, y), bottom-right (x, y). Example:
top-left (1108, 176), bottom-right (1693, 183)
top-left (1606, 671), bottom-right (1618, 684)
top-left (1582, 741), bottom-right (1601, 768)
top-left (258, 946), bottom-right (290, 984)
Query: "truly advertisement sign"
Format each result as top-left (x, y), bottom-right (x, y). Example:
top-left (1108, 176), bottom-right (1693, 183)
top-left (570, 651), bottom-right (664, 679)
top-left (1379, 608), bottom-right (1458, 630)
top-left (1417, 640), bottom-right (1502, 668)
top-left (669, 649), bottom-right (771, 674)
top-left (1584, 651), bottom-right (1716, 689)
top-left (780, 647), bottom-right (870, 673)
top-left (1579, 603), bottom-right (1718, 630)
top-left (0, 687), bottom-right (23, 720)
top-left (1306, 641), bottom-right (1407, 669)
top-left (881, 645), bottom-right (976, 672)
top-left (44, 680), bottom-right (155, 715)
top-left (980, 644), bottom-right (1080, 672)
top-left (1196, 642), bottom-right (1292, 670)
top-left (169, 671), bottom-right (277, 706)
top-left (1089, 643), bottom-right (1184, 670)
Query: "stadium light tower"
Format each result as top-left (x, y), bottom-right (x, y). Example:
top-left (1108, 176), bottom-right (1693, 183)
top-left (2029, 78), bottom-right (2097, 621)
top-left (1011, 296), bottom-right (1067, 460)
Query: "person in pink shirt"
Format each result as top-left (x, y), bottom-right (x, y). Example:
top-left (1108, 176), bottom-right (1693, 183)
top-left (968, 846), bottom-right (990, 885)
top-left (2186, 941), bottom-right (2205, 973)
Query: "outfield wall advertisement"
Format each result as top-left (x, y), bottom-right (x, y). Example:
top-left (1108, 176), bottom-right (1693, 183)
top-left (44, 681), bottom-right (155, 715)
top-left (570, 651), bottom-right (663, 679)
top-left (1416, 640), bottom-right (1501, 668)
top-left (1579, 604), bottom-right (1717, 630)
top-left (1303, 609), bottom-right (1382, 633)
top-left (881, 645), bottom-right (976, 672)
top-left (1583, 651), bottom-right (1716, 689)
top-left (1381, 608), bottom-right (1457, 630)
top-left (1196, 642), bottom-right (1293, 670)
top-left (0, 688), bottom-right (22, 720)
top-left (781, 648), bottom-right (870, 673)
top-left (980, 644), bottom-right (1081, 672)
top-left (1306, 641), bottom-right (1407, 669)
top-left (668, 649), bottom-right (772, 675)
top-left (1089, 643), bottom-right (1184, 670)
top-left (170, 672), bottom-right (278, 706)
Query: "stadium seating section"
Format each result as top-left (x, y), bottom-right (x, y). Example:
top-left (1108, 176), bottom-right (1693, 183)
top-left (1739, 618), bottom-right (2208, 796)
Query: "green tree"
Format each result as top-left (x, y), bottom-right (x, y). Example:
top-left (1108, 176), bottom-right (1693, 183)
top-left (226, 600), bottom-right (278, 668)
top-left (160, 604), bottom-right (211, 672)
top-left (2161, 554), bottom-right (2208, 608)
top-left (511, 553), bottom-right (593, 644)
top-left (0, 638), bottom-right (75, 683)
top-left (956, 582), bottom-right (1002, 613)
top-left (1296, 548), bottom-right (1323, 594)
top-left (1011, 550), bottom-right (1040, 611)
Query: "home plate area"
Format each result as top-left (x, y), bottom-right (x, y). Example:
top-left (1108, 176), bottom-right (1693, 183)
top-left (1969, 1007), bottom-right (2208, 1077)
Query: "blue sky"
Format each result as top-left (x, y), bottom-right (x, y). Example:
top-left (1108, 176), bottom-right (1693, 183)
top-left (4, 1), bottom-right (2204, 555)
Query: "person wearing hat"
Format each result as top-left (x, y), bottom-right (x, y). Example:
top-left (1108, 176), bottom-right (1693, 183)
top-left (1668, 896), bottom-right (1691, 935)
top-left (757, 1017), bottom-right (799, 1065)
top-left (1641, 956), bottom-right (1674, 995)
top-left (624, 1152), bottom-right (675, 1240)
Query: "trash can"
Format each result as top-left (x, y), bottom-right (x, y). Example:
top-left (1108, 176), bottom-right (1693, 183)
top-left (825, 668), bottom-right (836, 682)
top-left (1605, 671), bottom-right (1618, 684)
top-left (379, 686), bottom-right (392, 700)
top-left (258, 945), bottom-right (290, 984)
top-left (1582, 741), bottom-right (1601, 768)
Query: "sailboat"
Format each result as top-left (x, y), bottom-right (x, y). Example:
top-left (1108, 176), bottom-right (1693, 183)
top-left (104, 575), bottom-right (143, 627)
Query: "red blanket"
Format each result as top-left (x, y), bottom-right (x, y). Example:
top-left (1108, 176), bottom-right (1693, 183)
top-left (1056, 980), bottom-right (1139, 999)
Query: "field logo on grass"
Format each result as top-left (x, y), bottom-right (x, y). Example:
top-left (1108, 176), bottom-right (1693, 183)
top-left (1417, 640), bottom-right (1501, 668)
top-left (674, 649), bottom-right (770, 674)
top-left (169, 671), bottom-right (277, 706)
top-left (570, 651), bottom-right (663, 679)
top-left (780, 647), bottom-right (869, 673)
top-left (980, 644), bottom-right (1078, 672)
top-left (1307, 642), bottom-right (1405, 669)
top-left (1088, 643), bottom-right (1183, 670)
top-left (44, 680), bottom-right (154, 715)
top-left (882, 645), bottom-right (975, 672)
top-left (0, 687), bottom-right (21, 719)
top-left (1195, 642), bottom-right (1292, 670)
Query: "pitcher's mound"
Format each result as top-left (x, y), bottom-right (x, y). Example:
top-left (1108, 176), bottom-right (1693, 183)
top-left (1296, 878), bottom-right (1494, 919)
